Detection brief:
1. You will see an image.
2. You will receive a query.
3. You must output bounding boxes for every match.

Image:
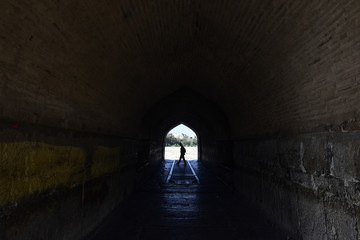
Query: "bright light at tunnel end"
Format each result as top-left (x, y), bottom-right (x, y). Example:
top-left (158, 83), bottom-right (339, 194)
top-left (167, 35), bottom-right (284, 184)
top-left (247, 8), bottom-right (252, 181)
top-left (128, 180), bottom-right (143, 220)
top-left (164, 124), bottom-right (198, 161)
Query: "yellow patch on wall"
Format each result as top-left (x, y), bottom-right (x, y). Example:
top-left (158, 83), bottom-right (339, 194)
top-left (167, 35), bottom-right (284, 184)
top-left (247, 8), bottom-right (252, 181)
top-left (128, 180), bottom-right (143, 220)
top-left (0, 142), bottom-right (86, 205)
top-left (91, 146), bottom-right (120, 178)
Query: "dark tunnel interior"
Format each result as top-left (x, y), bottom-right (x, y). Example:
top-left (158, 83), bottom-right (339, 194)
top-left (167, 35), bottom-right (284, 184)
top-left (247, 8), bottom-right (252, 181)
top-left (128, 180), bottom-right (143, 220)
top-left (1, 0), bottom-right (360, 239)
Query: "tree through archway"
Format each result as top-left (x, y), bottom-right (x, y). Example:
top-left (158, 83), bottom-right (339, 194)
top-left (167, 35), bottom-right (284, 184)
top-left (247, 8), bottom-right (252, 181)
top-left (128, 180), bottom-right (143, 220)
top-left (164, 124), bottom-right (198, 161)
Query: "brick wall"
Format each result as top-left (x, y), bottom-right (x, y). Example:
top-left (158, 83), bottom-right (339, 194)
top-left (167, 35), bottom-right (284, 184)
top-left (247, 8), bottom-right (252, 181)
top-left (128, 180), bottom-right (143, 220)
top-left (1, 0), bottom-right (359, 138)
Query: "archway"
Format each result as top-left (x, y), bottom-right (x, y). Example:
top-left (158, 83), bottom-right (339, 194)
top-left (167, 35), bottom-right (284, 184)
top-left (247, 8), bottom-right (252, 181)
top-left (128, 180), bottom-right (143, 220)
top-left (137, 88), bottom-right (232, 172)
top-left (164, 123), bottom-right (199, 161)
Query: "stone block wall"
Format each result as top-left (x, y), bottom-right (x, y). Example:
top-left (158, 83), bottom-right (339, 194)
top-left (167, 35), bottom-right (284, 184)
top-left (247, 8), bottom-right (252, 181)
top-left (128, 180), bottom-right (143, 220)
top-left (233, 132), bottom-right (360, 239)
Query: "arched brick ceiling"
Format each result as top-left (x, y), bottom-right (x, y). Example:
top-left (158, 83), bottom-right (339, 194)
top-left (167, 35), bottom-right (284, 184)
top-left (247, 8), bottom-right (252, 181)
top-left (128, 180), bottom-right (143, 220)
top-left (1, 0), bottom-right (359, 137)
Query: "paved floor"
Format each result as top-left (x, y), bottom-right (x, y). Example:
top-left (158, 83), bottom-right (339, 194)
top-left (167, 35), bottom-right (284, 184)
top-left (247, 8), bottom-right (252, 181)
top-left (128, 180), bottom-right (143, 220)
top-left (91, 160), bottom-right (287, 240)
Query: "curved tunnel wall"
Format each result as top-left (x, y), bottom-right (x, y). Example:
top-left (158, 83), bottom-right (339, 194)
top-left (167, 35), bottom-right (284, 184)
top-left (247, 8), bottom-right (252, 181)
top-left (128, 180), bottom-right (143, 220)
top-left (0, 0), bottom-right (360, 239)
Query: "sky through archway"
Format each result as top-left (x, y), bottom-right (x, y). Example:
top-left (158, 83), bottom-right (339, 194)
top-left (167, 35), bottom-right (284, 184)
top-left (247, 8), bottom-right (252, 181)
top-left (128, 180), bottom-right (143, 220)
top-left (168, 124), bottom-right (196, 138)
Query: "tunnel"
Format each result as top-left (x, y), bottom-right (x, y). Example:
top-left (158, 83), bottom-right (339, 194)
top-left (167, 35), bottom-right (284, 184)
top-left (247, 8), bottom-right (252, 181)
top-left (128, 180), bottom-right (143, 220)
top-left (1, 0), bottom-right (360, 239)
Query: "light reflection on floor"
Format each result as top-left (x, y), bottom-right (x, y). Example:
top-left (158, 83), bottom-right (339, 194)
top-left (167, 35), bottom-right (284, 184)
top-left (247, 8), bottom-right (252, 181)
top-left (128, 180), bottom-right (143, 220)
top-left (92, 159), bottom-right (287, 239)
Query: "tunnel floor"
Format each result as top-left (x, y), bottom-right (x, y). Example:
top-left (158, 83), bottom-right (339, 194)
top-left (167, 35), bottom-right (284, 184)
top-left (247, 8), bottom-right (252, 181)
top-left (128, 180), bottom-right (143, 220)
top-left (91, 160), bottom-right (287, 240)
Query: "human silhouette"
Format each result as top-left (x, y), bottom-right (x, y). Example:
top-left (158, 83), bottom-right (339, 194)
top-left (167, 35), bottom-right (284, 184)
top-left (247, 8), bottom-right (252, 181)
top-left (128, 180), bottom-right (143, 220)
top-left (177, 142), bottom-right (187, 166)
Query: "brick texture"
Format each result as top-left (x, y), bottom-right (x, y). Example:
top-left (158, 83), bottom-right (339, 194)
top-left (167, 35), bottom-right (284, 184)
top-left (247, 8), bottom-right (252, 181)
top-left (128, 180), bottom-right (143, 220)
top-left (0, 0), bottom-right (359, 137)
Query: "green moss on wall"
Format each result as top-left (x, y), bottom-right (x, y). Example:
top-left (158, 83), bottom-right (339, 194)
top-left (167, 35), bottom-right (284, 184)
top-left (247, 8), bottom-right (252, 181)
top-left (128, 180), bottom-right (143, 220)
top-left (91, 146), bottom-right (120, 178)
top-left (0, 142), bottom-right (86, 205)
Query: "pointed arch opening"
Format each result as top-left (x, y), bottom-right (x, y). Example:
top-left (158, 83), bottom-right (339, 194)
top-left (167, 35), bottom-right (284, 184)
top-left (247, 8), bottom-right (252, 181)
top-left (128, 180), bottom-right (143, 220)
top-left (164, 123), bottom-right (199, 161)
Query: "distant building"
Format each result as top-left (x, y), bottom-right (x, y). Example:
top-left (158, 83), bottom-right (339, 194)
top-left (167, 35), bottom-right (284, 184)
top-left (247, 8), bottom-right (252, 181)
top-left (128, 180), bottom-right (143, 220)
top-left (175, 133), bottom-right (189, 139)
